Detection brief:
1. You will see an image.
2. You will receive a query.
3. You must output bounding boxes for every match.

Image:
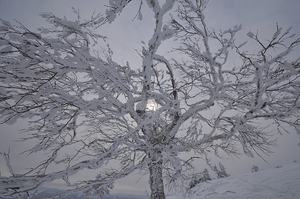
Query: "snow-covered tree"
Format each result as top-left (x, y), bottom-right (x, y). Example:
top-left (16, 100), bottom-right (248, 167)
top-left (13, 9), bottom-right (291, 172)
top-left (219, 163), bottom-right (229, 178)
top-left (212, 162), bottom-right (230, 179)
top-left (0, 0), bottom-right (300, 198)
top-left (189, 168), bottom-right (212, 189)
top-left (252, 165), bottom-right (259, 173)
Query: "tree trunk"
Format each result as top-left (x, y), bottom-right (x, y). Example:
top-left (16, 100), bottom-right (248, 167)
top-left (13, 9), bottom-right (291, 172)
top-left (149, 152), bottom-right (165, 199)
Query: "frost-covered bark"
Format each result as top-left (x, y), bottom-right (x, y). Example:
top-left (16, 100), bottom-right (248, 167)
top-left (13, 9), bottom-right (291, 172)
top-left (0, 0), bottom-right (300, 198)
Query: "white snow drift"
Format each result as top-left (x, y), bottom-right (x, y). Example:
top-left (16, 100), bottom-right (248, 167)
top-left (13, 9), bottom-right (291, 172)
top-left (168, 162), bottom-right (300, 199)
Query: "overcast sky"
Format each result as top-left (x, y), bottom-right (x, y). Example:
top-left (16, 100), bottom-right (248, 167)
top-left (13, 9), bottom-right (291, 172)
top-left (0, 0), bottom-right (300, 195)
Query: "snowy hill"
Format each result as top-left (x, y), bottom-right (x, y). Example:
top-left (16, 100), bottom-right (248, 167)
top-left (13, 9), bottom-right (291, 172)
top-left (168, 161), bottom-right (300, 199)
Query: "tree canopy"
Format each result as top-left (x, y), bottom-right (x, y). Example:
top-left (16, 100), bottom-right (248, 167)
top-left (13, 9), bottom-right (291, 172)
top-left (0, 0), bottom-right (299, 198)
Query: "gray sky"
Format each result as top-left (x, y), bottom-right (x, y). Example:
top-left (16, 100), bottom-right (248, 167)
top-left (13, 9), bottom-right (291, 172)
top-left (0, 0), bottom-right (300, 195)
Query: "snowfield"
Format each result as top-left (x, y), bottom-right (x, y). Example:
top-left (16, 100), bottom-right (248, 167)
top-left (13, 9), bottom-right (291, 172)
top-left (168, 162), bottom-right (300, 199)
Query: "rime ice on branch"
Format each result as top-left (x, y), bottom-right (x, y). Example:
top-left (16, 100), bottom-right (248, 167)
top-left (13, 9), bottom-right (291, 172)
top-left (0, 0), bottom-right (300, 198)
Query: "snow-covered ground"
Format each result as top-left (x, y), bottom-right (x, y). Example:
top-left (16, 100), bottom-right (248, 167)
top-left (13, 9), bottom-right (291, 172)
top-left (168, 161), bottom-right (300, 199)
top-left (1, 162), bottom-right (299, 198)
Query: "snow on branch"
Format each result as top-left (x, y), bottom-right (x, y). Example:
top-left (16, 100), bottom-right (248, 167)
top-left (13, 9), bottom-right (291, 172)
top-left (0, 1), bottom-right (299, 198)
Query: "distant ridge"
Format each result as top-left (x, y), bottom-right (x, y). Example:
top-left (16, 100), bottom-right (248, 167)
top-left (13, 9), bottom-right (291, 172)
top-left (1, 188), bottom-right (147, 199)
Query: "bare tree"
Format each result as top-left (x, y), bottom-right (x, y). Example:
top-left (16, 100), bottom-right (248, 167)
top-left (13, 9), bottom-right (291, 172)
top-left (0, 0), bottom-right (299, 198)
